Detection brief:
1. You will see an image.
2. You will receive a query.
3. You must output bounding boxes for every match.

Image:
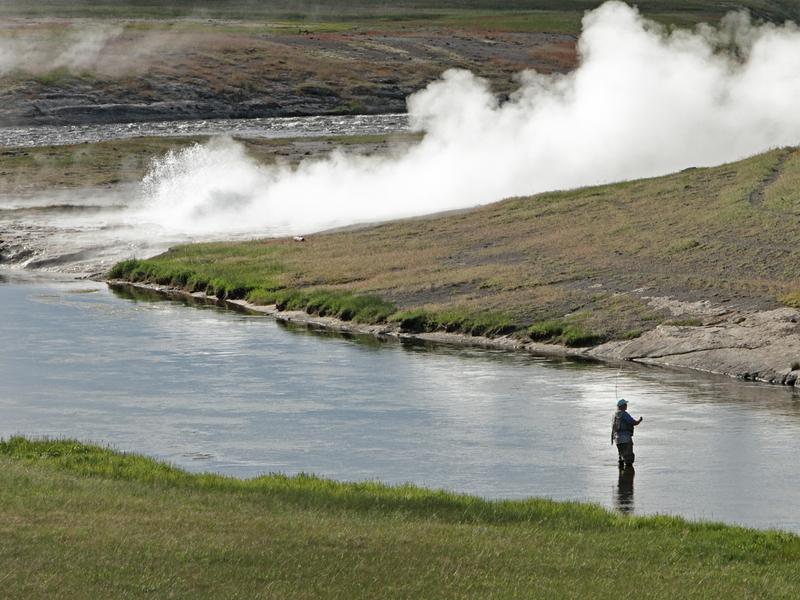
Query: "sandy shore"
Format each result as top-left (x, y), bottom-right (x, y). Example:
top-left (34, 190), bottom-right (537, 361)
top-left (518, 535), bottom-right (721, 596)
top-left (110, 280), bottom-right (800, 388)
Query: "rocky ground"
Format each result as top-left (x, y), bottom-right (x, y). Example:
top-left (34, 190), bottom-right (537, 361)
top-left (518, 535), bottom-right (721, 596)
top-left (592, 306), bottom-right (800, 385)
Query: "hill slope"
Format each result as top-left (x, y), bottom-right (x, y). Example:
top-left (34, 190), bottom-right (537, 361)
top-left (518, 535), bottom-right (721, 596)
top-left (112, 146), bottom-right (800, 383)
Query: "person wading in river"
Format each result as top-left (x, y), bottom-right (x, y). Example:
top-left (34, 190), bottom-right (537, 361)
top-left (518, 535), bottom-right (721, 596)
top-left (611, 399), bottom-right (642, 469)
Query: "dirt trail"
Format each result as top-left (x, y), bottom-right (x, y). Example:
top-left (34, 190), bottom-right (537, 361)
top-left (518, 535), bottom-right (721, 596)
top-left (748, 148), bottom-right (795, 207)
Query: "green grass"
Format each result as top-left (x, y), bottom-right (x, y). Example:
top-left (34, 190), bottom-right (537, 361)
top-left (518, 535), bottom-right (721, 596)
top-left (1, 436), bottom-right (800, 598)
top-left (261, 288), bottom-right (398, 323)
top-left (110, 256), bottom-right (398, 324)
top-left (528, 318), bottom-right (567, 340)
top-left (527, 318), bottom-right (606, 347)
top-left (111, 258), bottom-right (520, 336)
top-left (391, 307), bottom-right (518, 336)
top-left (108, 247), bottom-right (288, 300)
top-left (665, 317), bottom-right (704, 326)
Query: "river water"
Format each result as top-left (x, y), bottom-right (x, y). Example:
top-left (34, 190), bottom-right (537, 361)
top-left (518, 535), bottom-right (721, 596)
top-left (0, 113), bottom-right (409, 149)
top-left (2, 273), bottom-right (799, 533)
top-left (3, 117), bottom-right (800, 534)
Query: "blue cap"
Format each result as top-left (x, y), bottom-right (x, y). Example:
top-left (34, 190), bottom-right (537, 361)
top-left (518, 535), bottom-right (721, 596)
top-left (617, 399), bottom-right (627, 407)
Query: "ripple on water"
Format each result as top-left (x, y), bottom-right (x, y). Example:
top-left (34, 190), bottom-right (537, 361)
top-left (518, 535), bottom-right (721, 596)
top-left (1, 277), bottom-right (799, 533)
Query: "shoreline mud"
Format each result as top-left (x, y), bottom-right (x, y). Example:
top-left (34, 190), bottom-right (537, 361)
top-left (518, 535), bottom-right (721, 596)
top-left (109, 280), bottom-right (800, 389)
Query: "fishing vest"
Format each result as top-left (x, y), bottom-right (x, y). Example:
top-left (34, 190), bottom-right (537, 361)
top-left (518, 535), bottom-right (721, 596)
top-left (612, 410), bottom-right (633, 440)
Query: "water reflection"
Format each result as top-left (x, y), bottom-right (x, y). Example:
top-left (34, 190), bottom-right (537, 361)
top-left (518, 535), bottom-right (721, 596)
top-left (3, 277), bottom-right (800, 533)
top-left (614, 467), bottom-right (635, 514)
top-left (280, 319), bottom-right (396, 350)
top-left (109, 283), bottom-right (174, 303)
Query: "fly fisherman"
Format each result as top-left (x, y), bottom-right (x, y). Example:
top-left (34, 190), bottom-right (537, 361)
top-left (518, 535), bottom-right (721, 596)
top-left (611, 399), bottom-right (642, 469)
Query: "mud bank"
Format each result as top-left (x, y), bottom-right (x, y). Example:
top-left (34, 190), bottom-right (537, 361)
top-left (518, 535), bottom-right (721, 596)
top-left (110, 281), bottom-right (800, 388)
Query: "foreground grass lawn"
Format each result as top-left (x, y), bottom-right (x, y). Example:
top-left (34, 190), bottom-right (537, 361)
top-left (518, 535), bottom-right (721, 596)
top-left (1, 437), bottom-right (799, 598)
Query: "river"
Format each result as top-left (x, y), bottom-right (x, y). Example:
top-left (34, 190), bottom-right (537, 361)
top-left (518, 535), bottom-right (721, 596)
top-left (0, 113), bottom-right (409, 149)
top-left (2, 273), bottom-right (799, 533)
top-left (2, 116), bottom-right (800, 534)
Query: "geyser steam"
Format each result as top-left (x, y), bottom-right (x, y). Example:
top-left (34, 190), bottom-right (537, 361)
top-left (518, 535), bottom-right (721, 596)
top-left (137, 1), bottom-right (800, 236)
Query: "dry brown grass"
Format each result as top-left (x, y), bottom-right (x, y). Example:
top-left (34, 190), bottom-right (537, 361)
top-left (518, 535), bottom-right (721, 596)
top-left (12, 135), bottom-right (800, 342)
top-left (134, 146), bottom-right (800, 340)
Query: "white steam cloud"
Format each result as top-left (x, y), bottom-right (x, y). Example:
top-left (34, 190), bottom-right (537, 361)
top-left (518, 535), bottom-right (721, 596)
top-left (136, 1), bottom-right (800, 236)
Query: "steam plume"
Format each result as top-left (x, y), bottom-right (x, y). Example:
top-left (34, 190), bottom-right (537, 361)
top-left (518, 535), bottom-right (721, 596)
top-left (136, 1), bottom-right (800, 236)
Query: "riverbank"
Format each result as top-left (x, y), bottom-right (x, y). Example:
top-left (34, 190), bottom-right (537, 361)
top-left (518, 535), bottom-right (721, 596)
top-left (112, 279), bottom-right (800, 388)
top-left (4, 134), bottom-right (800, 388)
top-left (1, 436), bottom-right (798, 598)
top-left (106, 146), bottom-right (800, 387)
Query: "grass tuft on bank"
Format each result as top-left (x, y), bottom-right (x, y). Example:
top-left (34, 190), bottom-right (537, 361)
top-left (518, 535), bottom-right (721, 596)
top-left (391, 307), bottom-right (518, 336)
top-left (2, 436), bottom-right (800, 598)
top-left (528, 318), bottom-right (606, 347)
top-left (109, 255), bottom-right (398, 325)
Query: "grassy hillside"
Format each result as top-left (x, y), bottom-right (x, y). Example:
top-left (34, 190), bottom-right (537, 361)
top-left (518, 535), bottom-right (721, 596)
top-left (1, 437), bottom-right (799, 598)
top-left (110, 146), bottom-right (800, 345)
